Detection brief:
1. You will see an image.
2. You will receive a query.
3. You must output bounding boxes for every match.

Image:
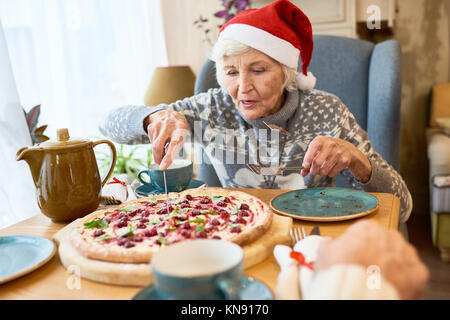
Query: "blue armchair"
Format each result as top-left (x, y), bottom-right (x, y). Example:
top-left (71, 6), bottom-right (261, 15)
top-left (194, 35), bottom-right (402, 188)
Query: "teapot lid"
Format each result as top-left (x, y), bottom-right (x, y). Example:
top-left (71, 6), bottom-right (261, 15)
top-left (38, 128), bottom-right (91, 149)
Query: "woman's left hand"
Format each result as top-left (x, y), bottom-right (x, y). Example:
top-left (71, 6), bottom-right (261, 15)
top-left (301, 136), bottom-right (372, 183)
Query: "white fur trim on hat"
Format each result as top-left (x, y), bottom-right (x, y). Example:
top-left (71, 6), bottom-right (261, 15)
top-left (219, 23), bottom-right (300, 69)
top-left (296, 72), bottom-right (316, 91)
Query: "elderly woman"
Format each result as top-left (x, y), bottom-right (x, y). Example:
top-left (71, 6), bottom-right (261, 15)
top-left (100, 0), bottom-right (412, 222)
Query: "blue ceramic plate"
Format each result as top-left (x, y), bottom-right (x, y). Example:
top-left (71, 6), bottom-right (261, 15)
top-left (270, 188), bottom-right (379, 222)
top-left (135, 179), bottom-right (207, 197)
top-left (132, 276), bottom-right (273, 300)
top-left (0, 235), bottom-right (56, 284)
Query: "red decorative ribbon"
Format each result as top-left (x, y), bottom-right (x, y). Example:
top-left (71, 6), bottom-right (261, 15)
top-left (290, 250), bottom-right (314, 270)
top-left (106, 177), bottom-right (126, 186)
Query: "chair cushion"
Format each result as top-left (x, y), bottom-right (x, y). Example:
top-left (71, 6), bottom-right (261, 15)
top-left (430, 82), bottom-right (450, 127)
top-left (427, 128), bottom-right (450, 180)
top-left (427, 129), bottom-right (450, 168)
top-left (435, 117), bottom-right (450, 136)
top-left (309, 35), bottom-right (374, 130)
top-left (431, 213), bottom-right (450, 248)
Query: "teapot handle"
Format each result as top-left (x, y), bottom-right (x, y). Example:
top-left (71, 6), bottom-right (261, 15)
top-left (93, 140), bottom-right (117, 187)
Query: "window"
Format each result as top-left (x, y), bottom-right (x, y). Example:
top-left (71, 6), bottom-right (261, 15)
top-left (0, 0), bottom-right (167, 228)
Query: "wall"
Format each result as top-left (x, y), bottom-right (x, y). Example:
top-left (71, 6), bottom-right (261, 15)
top-left (160, 0), bottom-right (358, 73)
top-left (448, 0), bottom-right (450, 77)
top-left (394, 0), bottom-right (449, 216)
top-left (160, 0), bottom-right (221, 74)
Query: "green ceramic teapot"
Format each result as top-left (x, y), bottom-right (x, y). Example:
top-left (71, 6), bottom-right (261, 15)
top-left (16, 128), bottom-right (117, 222)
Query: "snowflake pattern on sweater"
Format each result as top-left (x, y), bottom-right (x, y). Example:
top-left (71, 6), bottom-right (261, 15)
top-left (99, 88), bottom-right (412, 222)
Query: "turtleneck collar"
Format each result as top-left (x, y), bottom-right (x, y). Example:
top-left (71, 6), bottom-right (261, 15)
top-left (237, 90), bottom-right (300, 129)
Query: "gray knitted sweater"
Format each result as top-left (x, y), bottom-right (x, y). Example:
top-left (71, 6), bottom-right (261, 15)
top-left (99, 88), bottom-right (412, 222)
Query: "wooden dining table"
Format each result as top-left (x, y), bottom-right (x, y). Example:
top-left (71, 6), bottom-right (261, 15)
top-left (0, 188), bottom-right (400, 300)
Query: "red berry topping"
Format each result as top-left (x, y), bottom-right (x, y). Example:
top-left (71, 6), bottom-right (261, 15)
top-left (240, 203), bottom-right (249, 210)
top-left (230, 226), bottom-right (241, 233)
top-left (209, 219), bottom-right (220, 226)
top-left (220, 210), bottom-right (230, 219)
top-left (144, 228), bottom-right (157, 237)
top-left (216, 200), bottom-right (226, 207)
top-left (180, 222), bottom-right (191, 230)
top-left (200, 197), bottom-right (211, 204)
top-left (195, 231), bottom-right (207, 238)
top-left (232, 217), bottom-right (247, 224)
top-left (93, 229), bottom-right (104, 237)
top-left (205, 226), bottom-right (217, 233)
top-left (181, 230), bottom-right (191, 238)
top-left (118, 213), bottom-right (128, 220)
top-left (238, 210), bottom-right (249, 218)
top-left (116, 219), bottom-right (128, 228)
top-left (128, 211), bottom-right (137, 217)
top-left (158, 208), bottom-right (168, 215)
top-left (124, 241), bottom-right (135, 248)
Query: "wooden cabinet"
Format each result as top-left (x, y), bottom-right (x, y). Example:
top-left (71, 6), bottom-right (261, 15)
top-left (261, 0), bottom-right (357, 38)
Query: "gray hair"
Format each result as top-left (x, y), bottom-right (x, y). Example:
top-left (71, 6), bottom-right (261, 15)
top-left (210, 39), bottom-right (298, 92)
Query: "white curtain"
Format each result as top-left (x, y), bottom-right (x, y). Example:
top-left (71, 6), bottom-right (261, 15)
top-left (0, 17), bottom-right (38, 228)
top-left (0, 0), bottom-right (168, 229)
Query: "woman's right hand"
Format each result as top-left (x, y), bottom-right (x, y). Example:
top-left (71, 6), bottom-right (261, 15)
top-left (145, 110), bottom-right (190, 170)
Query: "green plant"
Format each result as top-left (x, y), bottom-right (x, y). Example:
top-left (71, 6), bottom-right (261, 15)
top-left (96, 144), bottom-right (152, 181)
top-left (23, 104), bottom-right (49, 144)
top-left (194, 0), bottom-right (252, 46)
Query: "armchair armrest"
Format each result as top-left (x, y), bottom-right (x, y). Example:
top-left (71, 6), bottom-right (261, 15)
top-left (367, 40), bottom-right (402, 170)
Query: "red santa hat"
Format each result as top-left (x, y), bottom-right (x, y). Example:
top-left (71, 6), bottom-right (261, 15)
top-left (218, 0), bottom-right (316, 91)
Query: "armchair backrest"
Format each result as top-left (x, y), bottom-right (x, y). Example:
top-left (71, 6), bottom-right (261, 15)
top-left (310, 35), bottom-right (402, 171)
top-left (194, 35), bottom-right (402, 187)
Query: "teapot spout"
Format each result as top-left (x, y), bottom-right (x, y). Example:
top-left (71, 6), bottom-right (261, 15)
top-left (16, 147), bottom-right (44, 186)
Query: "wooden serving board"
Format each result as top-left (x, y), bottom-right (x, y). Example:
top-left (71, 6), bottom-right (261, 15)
top-left (53, 214), bottom-right (292, 286)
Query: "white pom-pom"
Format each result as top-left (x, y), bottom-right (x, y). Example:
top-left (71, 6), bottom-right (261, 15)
top-left (296, 71), bottom-right (316, 91)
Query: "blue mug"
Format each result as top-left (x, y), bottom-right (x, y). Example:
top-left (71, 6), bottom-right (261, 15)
top-left (150, 239), bottom-right (243, 300)
top-left (138, 159), bottom-right (193, 192)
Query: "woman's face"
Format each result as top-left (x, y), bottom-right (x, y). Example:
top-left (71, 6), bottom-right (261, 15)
top-left (222, 48), bottom-right (286, 120)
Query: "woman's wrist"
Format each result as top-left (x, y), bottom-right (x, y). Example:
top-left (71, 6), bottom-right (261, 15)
top-left (143, 115), bottom-right (151, 133)
top-left (143, 110), bottom-right (180, 134)
top-left (349, 146), bottom-right (372, 184)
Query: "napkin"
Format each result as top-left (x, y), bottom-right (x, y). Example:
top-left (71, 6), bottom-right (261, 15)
top-left (274, 235), bottom-right (325, 300)
top-left (101, 174), bottom-right (137, 204)
top-left (274, 235), bottom-right (400, 300)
